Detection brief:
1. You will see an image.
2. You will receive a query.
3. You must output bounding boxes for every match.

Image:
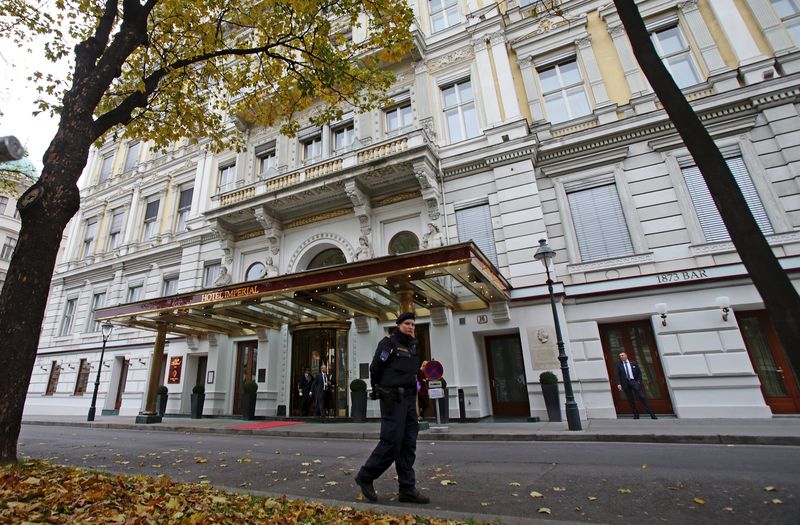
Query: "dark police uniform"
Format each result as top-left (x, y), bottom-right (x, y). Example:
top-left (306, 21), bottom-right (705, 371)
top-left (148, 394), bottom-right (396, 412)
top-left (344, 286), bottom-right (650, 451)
top-left (357, 330), bottom-right (421, 495)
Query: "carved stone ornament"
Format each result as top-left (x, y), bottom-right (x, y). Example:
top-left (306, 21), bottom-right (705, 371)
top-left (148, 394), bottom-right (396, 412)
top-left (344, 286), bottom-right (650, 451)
top-left (210, 220), bottom-right (234, 265)
top-left (253, 205), bottom-right (283, 255)
top-left (427, 46), bottom-right (476, 73)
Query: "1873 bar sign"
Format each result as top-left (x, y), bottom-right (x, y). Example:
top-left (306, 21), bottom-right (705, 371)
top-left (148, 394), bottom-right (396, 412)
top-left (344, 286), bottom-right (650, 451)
top-left (656, 269), bottom-right (708, 284)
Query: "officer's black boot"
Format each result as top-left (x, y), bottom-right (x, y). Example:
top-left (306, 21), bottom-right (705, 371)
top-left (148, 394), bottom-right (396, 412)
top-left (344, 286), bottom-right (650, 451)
top-left (399, 488), bottom-right (430, 504)
top-left (355, 473), bottom-right (377, 502)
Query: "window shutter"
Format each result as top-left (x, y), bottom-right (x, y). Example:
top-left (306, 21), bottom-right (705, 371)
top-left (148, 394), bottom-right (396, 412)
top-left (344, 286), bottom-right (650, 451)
top-left (681, 157), bottom-right (773, 242)
top-left (568, 184), bottom-right (634, 261)
top-left (456, 204), bottom-right (498, 265)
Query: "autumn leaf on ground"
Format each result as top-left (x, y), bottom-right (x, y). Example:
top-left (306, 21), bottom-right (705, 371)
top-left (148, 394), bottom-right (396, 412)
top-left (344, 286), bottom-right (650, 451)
top-left (530, 491), bottom-right (544, 498)
top-left (723, 507), bottom-right (734, 512)
top-left (587, 496), bottom-right (598, 501)
top-left (508, 482), bottom-right (520, 487)
top-left (537, 507), bottom-right (552, 514)
top-left (480, 502), bottom-right (490, 507)
top-left (552, 487), bottom-right (566, 492)
top-left (337, 456), bottom-right (346, 459)
top-left (772, 498), bottom-right (783, 504)
top-left (692, 497), bottom-right (706, 505)
top-left (642, 464), bottom-right (648, 469)
top-left (618, 488), bottom-right (632, 494)
top-left (440, 480), bottom-right (457, 486)
top-left (237, 458), bottom-right (252, 463)
top-left (764, 486), bottom-right (777, 492)
top-left (193, 457), bottom-right (208, 463)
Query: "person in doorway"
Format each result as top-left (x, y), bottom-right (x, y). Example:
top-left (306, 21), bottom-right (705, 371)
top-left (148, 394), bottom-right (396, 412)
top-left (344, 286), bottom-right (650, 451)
top-left (298, 367), bottom-right (314, 417)
top-left (312, 364), bottom-right (331, 417)
top-left (416, 360), bottom-right (429, 422)
top-left (615, 352), bottom-right (657, 420)
top-left (354, 312), bottom-right (430, 504)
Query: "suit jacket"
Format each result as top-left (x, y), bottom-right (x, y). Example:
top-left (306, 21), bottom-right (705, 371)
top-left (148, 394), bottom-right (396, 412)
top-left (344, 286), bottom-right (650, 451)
top-left (616, 360), bottom-right (643, 390)
top-left (312, 372), bottom-right (330, 397)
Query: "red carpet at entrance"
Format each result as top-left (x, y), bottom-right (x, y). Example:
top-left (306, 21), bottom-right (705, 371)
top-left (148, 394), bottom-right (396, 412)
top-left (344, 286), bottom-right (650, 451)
top-left (226, 421), bottom-right (305, 430)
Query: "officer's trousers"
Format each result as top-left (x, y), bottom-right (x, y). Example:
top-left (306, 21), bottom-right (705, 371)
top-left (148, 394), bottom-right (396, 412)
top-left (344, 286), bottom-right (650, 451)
top-left (359, 394), bottom-right (419, 492)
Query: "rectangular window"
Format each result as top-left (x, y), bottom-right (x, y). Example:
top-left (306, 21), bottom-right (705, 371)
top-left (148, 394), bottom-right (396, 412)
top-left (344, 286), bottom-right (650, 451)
top-left (127, 284), bottom-right (143, 302)
top-left (256, 143), bottom-right (277, 178)
top-left (45, 361), bottom-right (60, 395)
top-left (123, 142), bottom-right (141, 172)
top-left (98, 154), bottom-right (114, 184)
top-left (86, 292), bottom-right (106, 332)
top-left (681, 156), bottom-right (774, 242)
top-left (82, 221), bottom-right (97, 258)
top-left (772, 0), bottom-right (800, 44)
top-left (203, 263), bottom-right (221, 288)
top-left (538, 59), bottom-right (591, 124)
top-left (73, 358), bottom-right (91, 395)
top-left (385, 103), bottom-right (413, 133)
top-left (0, 237), bottom-right (16, 261)
top-left (218, 163), bottom-right (237, 192)
top-left (60, 298), bottom-right (77, 336)
top-left (163, 277), bottom-right (178, 296)
top-left (456, 204), bottom-right (498, 265)
top-left (302, 135), bottom-right (322, 162)
top-left (651, 25), bottom-right (701, 89)
top-left (176, 187), bottom-right (193, 232)
top-left (142, 198), bottom-right (159, 240)
top-left (568, 184), bottom-right (635, 261)
top-left (442, 79), bottom-right (479, 143)
top-left (430, 0), bottom-right (459, 32)
top-left (108, 210), bottom-right (125, 250)
top-left (0, 196), bottom-right (8, 215)
top-left (332, 123), bottom-right (355, 153)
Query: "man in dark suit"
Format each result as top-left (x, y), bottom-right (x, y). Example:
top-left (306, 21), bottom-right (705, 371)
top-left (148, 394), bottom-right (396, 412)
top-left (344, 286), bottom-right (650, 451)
top-left (297, 367), bottom-right (314, 416)
top-left (312, 364), bottom-right (331, 417)
top-left (615, 352), bottom-right (657, 420)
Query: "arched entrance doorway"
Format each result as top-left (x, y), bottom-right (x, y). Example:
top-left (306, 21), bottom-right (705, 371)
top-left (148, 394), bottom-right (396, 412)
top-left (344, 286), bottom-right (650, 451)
top-left (290, 322), bottom-right (350, 417)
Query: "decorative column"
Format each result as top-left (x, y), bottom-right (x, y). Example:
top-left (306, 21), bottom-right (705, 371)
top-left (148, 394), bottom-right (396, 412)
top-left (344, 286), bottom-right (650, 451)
top-left (414, 61), bottom-right (436, 142)
top-left (345, 180), bottom-right (372, 236)
top-left (414, 162), bottom-right (442, 224)
top-left (253, 205), bottom-right (283, 256)
top-left (575, 35), bottom-right (617, 124)
top-left (136, 323), bottom-right (168, 424)
top-left (607, 23), bottom-right (653, 109)
top-left (473, 37), bottom-right (503, 126)
top-left (210, 218), bottom-right (234, 265)
top-left (488, 32), bottom-right (522, 121)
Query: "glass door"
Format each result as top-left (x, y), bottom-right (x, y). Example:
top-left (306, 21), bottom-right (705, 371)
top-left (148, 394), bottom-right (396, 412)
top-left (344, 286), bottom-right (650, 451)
top-left (290, 324), bottom-right (349, 417)
top-left (233, 341), bottom-right (258, 415)
top-left (484, 334), bottom-right (530, 417)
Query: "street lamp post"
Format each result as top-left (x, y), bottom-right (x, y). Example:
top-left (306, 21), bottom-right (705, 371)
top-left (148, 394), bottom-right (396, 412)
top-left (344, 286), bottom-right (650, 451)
top-left (87, 322), bottom-right (114, 422)
top-left (534, 239), bottom-right (582, 431)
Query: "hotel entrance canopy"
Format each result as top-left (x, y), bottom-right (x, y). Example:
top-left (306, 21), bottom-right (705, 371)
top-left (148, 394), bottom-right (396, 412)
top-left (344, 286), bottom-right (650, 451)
top-left (95, 243), bottom-right (511, 336)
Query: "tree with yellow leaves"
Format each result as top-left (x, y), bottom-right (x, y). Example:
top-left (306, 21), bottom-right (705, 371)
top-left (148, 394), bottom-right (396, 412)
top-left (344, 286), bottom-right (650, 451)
top-left (0, 0), bottom-right (413, 463)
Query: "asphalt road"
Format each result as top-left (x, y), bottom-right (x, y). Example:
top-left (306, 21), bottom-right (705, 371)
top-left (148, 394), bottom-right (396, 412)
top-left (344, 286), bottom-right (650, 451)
top-left (18, 425), bottom-right (800, 524)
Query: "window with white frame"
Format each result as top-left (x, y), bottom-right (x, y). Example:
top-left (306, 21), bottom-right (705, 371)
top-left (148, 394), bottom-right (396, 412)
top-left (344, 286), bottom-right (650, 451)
top-left (176, 187), bottom-right (193, 232)
top-left (162, 276), bottom-right (179, 296)
top-left (59, 298), bottom-right (77, 336)
top-left (0, 196), bottom-right (8, 215)
top-left (385, 103), bottom-right (413, 133)
top-left (302, 135), bottom-right (322, 162)
top-left (681, 156), bottom-right (774, 242)
top-left (142, 198), bottom-right (160, 240)
top-left (203, 263), bottom-right (221, 288)
top-left (123, 142), bottom-right (141, 172)
top-left (127, 284), bottom-right (143, 302)
top-left (442, 79), bottom-right (479, 143)
top-left (82, 220), bottom-right (97, 258)
top-left (107, 210), bottom-right (124, 250)
top-left (430, 0), bottom-right (459, 32)
top-left (568, 184), bottom-right (635, 261)
top-left (537, 59), bottom-right (591, 124)
top-left (651, 25), bottom-right (701, 89)
top-left (98, 153), bottom-right (114, 184)
top-left (772, 0), bottom-right (800, 44)
top-left (456, 204), bottom-right (498, 265)
top-left (86, 292), bottom-right (106, 332)
top-left (0, 237), bottom-right (16, 261)
top-left (218, 163), bottom-right (236, 192)
top-left (256, 143), bottom-right (277, 178)
top-left (332, 122), bottom-right (355, 153)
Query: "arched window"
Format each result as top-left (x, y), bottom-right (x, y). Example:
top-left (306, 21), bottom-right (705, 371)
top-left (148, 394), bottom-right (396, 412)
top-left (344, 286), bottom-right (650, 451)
top-left (246, 262), bottom-right (265, 281)
top-left (307, 248), bottom-right (346, 269)
top-left (388, 231), bottom-right (419, 255)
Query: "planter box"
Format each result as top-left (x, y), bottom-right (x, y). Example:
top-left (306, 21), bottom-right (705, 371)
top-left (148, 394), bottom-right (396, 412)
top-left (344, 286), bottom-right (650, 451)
top-left (350, 390), bottom-right (367, 422)
top-left (541, 383), bottom-right (562, 422)
top-left (190, 393), bottom-right (205, 419)
top-left (241, 393), bottom-right (257, 420)
top-left (156, 393), bottom-right (168, 417)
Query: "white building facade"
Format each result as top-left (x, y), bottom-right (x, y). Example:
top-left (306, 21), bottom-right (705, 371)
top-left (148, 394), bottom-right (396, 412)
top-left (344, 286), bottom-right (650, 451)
top-left (25, 0), bottom-right (800, 421)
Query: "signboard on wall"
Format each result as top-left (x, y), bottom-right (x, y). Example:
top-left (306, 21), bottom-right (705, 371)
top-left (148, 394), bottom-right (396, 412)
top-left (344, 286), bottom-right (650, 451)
top-left (528, 326), bottom-right (559, 370)
top-left (168, 356), bottom-right (183, 384)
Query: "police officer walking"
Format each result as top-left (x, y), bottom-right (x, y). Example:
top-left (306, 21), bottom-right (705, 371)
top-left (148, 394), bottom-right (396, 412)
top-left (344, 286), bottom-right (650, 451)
top-left (354, 312), bottom-right (430, 504)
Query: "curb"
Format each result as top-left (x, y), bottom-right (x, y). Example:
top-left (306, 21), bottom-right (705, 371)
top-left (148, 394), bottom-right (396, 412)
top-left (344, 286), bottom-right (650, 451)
top-left (21, 420), bottom-right (800, 446)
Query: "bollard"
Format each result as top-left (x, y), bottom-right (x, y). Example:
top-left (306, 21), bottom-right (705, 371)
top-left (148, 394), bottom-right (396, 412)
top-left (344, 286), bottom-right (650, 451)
top-left (458, 388), bottom-right (466, 421)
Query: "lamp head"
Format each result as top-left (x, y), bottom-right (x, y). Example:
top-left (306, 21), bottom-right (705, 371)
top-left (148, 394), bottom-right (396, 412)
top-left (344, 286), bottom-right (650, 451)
top-left (716, 296), bottom-right (730, 321)
top-left (101, 322), bottom-right (114, 339)
top-left (534, 239), bottom-right (556, 267)
top-left (654, 303), bottom-right (668, 326)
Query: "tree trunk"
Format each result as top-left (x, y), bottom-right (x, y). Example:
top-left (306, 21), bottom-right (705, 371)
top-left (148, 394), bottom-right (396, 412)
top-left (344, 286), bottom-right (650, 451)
top-left (0, 128), bottom-right (88, 463)
top-left (613, 0), bottom-right (800, 378)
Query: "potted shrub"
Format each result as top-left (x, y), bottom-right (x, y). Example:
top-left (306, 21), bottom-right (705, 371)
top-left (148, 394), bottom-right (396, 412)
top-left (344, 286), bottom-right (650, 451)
top-left (241, 381), bottom-right (258, 420)
top-left (539, 371), bottom-right (561, 422)
top-left (156, 385), bottom-right (169, 417)
top-left (349, 378), bottom-right (367, 423)
top-left (190, 384), bottom-right (205, 419)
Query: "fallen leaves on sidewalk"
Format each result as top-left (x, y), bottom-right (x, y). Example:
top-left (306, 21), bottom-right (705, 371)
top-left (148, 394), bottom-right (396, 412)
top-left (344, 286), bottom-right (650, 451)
top-left (0, 461), bottom-right (483, 525)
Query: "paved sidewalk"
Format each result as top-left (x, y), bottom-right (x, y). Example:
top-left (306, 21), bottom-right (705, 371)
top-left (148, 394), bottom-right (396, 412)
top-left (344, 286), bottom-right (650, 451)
top-left (22, 414), bottom-right (800, 446)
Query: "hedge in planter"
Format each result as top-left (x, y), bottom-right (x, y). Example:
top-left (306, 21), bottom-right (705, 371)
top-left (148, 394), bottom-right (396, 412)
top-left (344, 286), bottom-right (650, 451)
top-left (539, 371), bottom-right (562, 422)
top-left (349, 379), bottom-right (367, 422)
